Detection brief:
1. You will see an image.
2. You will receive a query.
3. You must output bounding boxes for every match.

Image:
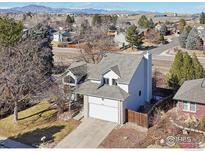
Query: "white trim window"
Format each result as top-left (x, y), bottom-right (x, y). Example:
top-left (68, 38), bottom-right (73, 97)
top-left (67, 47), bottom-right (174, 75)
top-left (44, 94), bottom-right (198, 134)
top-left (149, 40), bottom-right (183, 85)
top-left (103, 78), bottom-right (109, 85)
top-left (182, 101), bottom-right (196, 112)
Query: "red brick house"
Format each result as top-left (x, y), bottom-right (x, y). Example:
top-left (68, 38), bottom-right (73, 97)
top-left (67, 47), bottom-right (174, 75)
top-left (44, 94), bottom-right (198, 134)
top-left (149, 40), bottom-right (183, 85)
top-left (173, 79), bottom-right (205, 119)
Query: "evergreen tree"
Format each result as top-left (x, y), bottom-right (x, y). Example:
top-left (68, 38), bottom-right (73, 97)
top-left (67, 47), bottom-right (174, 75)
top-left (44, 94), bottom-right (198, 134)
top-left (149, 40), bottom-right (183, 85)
top-left (182, 52), bottom-right (194, 80)
top-left (149, 18), bottom-right (155, 28)
top-left (138, 15), bottom-right (150, 28)
top-left (200, 12), bottom-right (205, 24)
top-left (186, 27), bottom-right (199, 50)
top-left (167, 50), bottom-right (184, 90)
top-left (126, 25), bottom-right (142, 49)
top-left (159, 33), bottom-right (165, 43)
top-left (167, 50), bottom-right (204, 90)
top-left (112, 15), bottom-right (118, 25)
top-left (179, 19), bottom-right (186, 33)
top-left (178, 27), bottom-right (189, 48)
top-left (159, 24), bottom-right (168, 36)
top-left (92, 14), bottom-right (102, 26)
top-left (0, 17), bottom-right (23, 46)
top-left (66, 15), bottom-right (74, 24)
top-left (186, 26), bottom-right (192, 33)
top-left (169, 50), bottom-right (184, 79)
top-left (192, 52), bottom-right (204, 78)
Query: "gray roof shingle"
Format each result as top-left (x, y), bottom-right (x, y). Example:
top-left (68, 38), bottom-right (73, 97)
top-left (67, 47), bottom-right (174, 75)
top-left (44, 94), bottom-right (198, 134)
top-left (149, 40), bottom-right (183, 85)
top-left (88, 53), bottom-right (143, 84)
top-left (66, 61), bottom-right (87, 78)
top-left (75, 81), bottom-right (129, 101)
top-left (173, 78), bottom-right (205, 104)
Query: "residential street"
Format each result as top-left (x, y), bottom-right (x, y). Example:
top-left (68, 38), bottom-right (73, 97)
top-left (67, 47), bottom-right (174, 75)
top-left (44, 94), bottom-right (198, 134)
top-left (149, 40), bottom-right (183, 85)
top-left (147, 38), bottom-right (179, 55)
top-left (55, 118), bottom-right (116, 148)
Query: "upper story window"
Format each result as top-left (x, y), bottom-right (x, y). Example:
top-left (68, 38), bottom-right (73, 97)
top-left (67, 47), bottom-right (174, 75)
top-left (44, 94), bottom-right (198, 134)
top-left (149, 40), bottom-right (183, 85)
top-left (112, 79), bottom-right (117, 85)
top-left (139, 90), bottom-right (141, 96)
top-left (103, 78), bottom-right (109, 85)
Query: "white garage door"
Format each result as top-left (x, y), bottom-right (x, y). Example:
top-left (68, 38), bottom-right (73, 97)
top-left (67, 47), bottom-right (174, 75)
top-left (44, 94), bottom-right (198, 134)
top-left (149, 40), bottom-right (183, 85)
top-left (88, 97), bottom-right (119, 123)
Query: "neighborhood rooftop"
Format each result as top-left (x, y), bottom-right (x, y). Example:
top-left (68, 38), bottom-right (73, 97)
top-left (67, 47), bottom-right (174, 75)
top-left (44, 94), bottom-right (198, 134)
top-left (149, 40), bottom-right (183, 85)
top-left (88, 53), bottom-right (144, 84)
top-left (173, 78), bottom-right (205, 104)
top-left (67, 61), bottom-right (87, 78)
top-left (75, 81), bottom-right (129, 101)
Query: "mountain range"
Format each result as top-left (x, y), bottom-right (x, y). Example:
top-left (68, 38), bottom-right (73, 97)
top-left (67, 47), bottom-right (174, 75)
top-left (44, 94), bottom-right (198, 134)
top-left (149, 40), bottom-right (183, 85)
top-left (0, 4), bottom-right (148, 14)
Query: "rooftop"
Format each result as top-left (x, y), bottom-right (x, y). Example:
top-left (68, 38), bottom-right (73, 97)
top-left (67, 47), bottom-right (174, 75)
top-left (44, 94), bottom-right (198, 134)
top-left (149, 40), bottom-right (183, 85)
top-left (88, 53), bottom-right (144, 84)
top-left (75, 81), bottom-right (129, 101)
top-left (173, 78), bottom-right (205, 104)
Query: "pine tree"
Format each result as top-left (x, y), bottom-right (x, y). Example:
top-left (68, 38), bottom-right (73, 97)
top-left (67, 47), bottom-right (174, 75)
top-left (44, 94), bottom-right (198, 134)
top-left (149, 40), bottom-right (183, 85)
top-left (92, 14), bottom-right (102, 26)
top-left (169, 50), bottom-right (184, 79)
top-left (167, 50), bottom-right (204, 90)
top-left (0, 17), bottom-right (23, 46)
top-left (182, 52), bottom-right (194, 80)
top-left (200, 12), bottom-right (205, 24)
top-left (138, 15), bottom-right (150, 28)
top-left (179, 19), bottom-right (186, 33)
top-left (186, 26), bottom-right (192, 33)
top-left (192, 52), bottom-right (204, 78)
top-left (167, 50), bottom-right (184, 90)
top-left (126, 25), bottom-right (142, 49)
top-left (159, 24), bottom-right (168, 36)
top-left (159, 33), bottom-right (165, 43)
top-left (149, 18), bottom-right (155, 28)
top-left (66, 15), bottom-right (74, 24)
top-left (186, 27), bottom-right (199, 50)
top-left (178, 27), bottom-right (189, 48)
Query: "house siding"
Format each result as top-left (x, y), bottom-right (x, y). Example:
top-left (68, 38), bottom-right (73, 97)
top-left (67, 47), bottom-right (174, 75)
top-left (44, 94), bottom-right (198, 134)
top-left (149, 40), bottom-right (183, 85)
top-left (125, 59), bottom-right (146, 111)
top-left (177, 100), bottom-right (205, 119)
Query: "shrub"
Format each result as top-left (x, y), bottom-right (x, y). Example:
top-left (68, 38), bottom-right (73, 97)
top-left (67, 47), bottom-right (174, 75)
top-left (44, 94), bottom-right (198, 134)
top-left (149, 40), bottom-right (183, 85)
top-left (200, 116), bottom-right (205, 130)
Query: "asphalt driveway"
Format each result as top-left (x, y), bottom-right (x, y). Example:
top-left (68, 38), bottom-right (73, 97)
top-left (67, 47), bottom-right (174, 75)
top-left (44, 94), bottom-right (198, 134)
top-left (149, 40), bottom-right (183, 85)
top-left (55, 118), bottom-right (116, 148)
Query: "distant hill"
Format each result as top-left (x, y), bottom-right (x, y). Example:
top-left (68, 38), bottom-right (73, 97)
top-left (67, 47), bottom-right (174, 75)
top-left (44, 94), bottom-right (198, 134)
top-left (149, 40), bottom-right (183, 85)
top-left (0, 4), bottom-right (149, 14)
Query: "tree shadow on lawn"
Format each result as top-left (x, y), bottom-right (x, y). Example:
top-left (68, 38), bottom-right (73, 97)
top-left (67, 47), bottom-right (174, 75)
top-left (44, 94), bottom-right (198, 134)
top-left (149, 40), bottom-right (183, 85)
top-left (8, 125), bottom-right (65, 147)
top-left (18, 108), bottom-right (51, 121)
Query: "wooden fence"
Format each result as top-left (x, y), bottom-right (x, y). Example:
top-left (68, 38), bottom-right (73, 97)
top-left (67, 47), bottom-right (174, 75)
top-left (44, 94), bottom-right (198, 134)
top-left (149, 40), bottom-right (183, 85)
top-left (126, 109), bottom-right (149, 128)
top-left (126, 94), bottom-right (174, 128)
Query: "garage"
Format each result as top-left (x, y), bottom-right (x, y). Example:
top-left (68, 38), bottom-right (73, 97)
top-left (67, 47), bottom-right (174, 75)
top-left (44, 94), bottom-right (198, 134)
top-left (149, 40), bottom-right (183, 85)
top-left (88, 96), bottom-right (119, 123)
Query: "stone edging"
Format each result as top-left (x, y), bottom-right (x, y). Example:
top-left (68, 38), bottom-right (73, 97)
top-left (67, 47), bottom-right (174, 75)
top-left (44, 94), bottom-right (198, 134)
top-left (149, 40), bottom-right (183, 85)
top-left (169, 117), bottom-right (205, 136)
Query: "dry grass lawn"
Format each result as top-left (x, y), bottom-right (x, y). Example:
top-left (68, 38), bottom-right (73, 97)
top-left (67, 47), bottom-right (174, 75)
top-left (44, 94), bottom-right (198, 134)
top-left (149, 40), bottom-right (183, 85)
top-left (0, 101), bottom-right (80, 146)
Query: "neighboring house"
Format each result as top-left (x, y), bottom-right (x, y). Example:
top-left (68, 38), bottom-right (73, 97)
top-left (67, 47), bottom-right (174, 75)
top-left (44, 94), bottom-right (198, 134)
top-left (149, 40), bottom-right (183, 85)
top-left (155, 23), bottom-right (162, 31)
top-left (75, 52), bottom-right (152, 124)
top-left (53, 31), bottom-right (70, 42)
top-left (114, 32), bottom-right (129, 48)
top-left (196, 25), bottom-right (205, 44)
top-left (154, 13), bottom-right (167, 17)
top-left (174, 78), bottom-right (205, 119)
top-left (53, 31), bottom-right (63, 42)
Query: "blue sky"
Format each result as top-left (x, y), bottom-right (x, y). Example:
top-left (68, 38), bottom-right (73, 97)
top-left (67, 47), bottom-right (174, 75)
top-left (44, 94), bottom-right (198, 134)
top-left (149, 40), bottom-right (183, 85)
top-left (0, 2), bottom-right (205, 13)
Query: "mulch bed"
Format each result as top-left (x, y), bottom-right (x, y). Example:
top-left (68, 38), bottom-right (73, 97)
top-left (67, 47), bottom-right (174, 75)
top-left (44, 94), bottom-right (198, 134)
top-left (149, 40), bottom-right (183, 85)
top-left (99, 128), bottom-right (147, 148)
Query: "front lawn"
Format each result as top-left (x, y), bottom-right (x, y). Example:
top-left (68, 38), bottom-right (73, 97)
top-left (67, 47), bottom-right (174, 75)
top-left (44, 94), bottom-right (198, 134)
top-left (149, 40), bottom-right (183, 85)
top-left (0, 101), bottom-right (80, 147)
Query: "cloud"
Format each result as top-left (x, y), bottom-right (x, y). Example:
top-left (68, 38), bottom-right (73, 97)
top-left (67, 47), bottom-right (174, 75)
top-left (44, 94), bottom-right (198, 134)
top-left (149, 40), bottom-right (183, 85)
top-left (0, 6), bottom-right (13, 9)
top-left (192, 4), bottom-right (205, 12)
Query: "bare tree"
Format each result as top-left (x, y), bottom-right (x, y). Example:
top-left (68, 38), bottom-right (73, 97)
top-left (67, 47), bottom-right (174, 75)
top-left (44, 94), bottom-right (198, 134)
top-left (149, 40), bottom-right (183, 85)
top-left (46, 83), bottom-right (70, 116)
top-left (79, 25), bottom-right (114, 64)
top-left (0, 24), bottom-right (54, 123)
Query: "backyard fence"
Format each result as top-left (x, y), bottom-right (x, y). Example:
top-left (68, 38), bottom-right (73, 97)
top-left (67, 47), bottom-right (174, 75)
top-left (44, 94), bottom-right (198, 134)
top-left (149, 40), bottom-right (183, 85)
top-left (126, 109), bottom-right (149, 128)
top-left (126, 94), bottom-right (175, 128)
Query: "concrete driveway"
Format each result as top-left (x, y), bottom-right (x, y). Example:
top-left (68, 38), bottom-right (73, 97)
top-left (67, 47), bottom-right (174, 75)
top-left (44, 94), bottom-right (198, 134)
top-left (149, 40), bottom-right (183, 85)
top-left (55, 118), bottom-right (116, 148)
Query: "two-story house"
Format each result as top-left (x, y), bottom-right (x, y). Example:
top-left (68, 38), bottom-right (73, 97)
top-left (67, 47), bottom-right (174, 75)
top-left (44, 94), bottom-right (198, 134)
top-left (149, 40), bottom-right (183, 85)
top-left (75, 52), bottom-right (152, 124)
